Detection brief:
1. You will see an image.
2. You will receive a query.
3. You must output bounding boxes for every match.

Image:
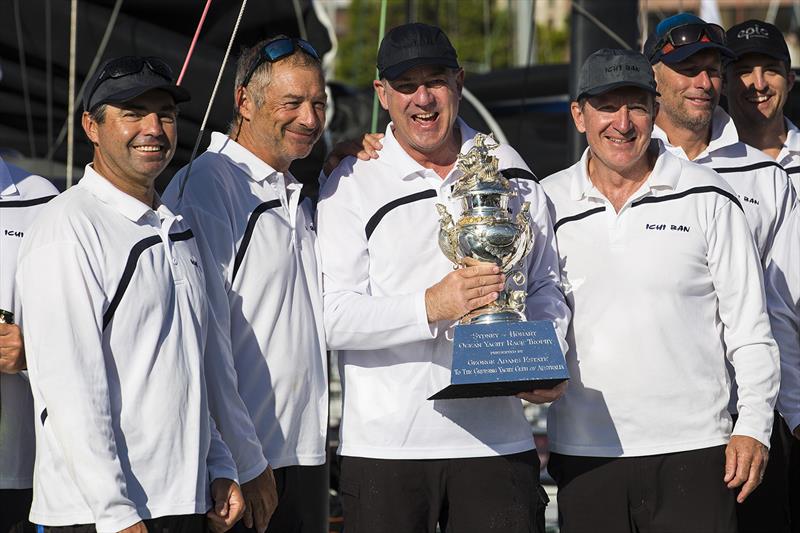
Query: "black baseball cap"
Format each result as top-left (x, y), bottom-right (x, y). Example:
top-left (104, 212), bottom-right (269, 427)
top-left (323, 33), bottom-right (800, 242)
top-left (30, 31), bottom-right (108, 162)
top-left (377, 23), bottom-right (459, 80)
top-left (575, 49), bottom-right (659, 101)
top-left (83, 56), bottom-right (190, 112)
top-left (726, 20), bottom-right (791, 64)
top-left (644, 13), bottom-right (733, 65)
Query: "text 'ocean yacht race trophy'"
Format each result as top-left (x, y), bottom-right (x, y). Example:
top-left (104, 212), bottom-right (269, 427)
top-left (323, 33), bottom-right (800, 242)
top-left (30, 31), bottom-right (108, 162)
top-left (429, 133), bottom-right (569, 400)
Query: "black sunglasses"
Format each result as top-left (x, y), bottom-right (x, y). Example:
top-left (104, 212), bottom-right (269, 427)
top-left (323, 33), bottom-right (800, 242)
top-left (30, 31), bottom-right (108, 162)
top-left (241, 38), bottom-right (320, 88)
top-left (87, 57), bottom-right (174, 107)
top-left (650, 23), bottom-right (726, 61)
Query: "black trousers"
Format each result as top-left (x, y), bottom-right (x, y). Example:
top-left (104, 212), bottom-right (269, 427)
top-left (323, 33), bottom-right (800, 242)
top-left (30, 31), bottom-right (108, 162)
top-left (0, 489), bottom-right (34, 533)
top-left (733, 412), bottom-right (792, 533)
top-left (549, 446), bottom-right (737, 533)
top-left (232, 463), bottom-right (329, 533)
top-left (339, 450), bottom-right (548, 533)
top-left (41, 514), bottom-right (206, 533)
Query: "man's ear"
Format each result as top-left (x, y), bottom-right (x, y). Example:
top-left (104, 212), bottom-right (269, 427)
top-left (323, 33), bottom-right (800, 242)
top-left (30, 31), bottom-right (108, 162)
top-left (374, 79), bottom-right (389, 111)
top-left (789, 69), bottom-right (796, 92)
top-left (570, 101), bottom-right (587, 134)
top-left (82, 111), bottom-right (99, 145)
top-left (236, 86), bottom-right (254, 121)
top-left (455, 68), bottom-right (465, 99)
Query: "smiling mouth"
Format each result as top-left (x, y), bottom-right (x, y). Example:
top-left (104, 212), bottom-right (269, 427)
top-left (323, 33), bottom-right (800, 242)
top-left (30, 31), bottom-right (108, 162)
top-left (413, 112), bottom-right (438, 123)
top-left (132, 145), bottom-right (164, 153)
top-left (745, 94), bottom-right (771, 103)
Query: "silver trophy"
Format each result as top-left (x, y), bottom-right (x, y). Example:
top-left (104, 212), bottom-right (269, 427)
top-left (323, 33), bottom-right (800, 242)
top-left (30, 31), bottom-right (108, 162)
top-left (436, 133), bottom-right (534, 325)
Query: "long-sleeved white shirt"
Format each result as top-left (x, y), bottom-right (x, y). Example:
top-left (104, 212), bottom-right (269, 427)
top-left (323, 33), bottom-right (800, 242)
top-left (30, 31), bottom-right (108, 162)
top-left (317, 119), bottom-right (571, 460)
top-left (777, 118), bottom-right (800, 194)
top-left (765, 201), bottom-right (800, 433)
top-left (0, 157), bottom-right (58, 490)
top-left (653, 107), bottom-right (795, 263)
top-left (17, 166), bottom-right (237, 532)
top-left (542, 146), bottom-right (780, 457)
top-left (163, 132), bottom-right (327, 471)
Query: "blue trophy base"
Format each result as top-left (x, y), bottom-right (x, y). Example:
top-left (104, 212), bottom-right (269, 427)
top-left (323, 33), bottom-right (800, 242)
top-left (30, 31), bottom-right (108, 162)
top-left (428, 320), bottom-right (569, 401)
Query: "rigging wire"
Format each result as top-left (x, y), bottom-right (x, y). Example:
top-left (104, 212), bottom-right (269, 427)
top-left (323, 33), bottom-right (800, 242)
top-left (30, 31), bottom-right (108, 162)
top-left (177, 0), bottom-right (213, 86)
top-left (46, 0), bottom-right (54, 167)
top-left (177, 0), bottom-right (249, 200)
top-left (46, 0), bottom-right (125, 162)
top-left (291, 0), bottom-right (308, 40)
top-left (13, 0), bottom-right (37, 158)
top-left (370, 0), bottom-right (389, 134)
top-left (572, 2), bottom-right (632, 50)
top-left (66, 0), bottom-right (77, 188)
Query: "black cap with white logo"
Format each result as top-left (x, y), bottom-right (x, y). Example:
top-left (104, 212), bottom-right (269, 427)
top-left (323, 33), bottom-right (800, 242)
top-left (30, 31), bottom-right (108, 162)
top-left (726, 20), bottom-right (791, 63)
top-left (575, 48), bottom-right (659, 101)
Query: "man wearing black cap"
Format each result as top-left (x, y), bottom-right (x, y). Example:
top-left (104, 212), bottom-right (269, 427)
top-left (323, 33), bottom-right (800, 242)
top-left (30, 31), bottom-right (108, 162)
top-left (541, 48), bottom-right (779, 533)
top-left (16, 56), bottom-right (244, 533)
top-left (725, 19), bottom-right (800, 533)
top-left (645, 13), bottom-right (795, 265)
top-left (317, 23), bottom-right (570, 533)
top-left (726, 20), bottom-right (799, 192)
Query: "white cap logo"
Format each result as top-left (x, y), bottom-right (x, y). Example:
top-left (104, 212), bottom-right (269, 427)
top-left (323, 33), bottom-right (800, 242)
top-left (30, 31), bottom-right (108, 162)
top-left (738, 24), bottom-right (770, 40)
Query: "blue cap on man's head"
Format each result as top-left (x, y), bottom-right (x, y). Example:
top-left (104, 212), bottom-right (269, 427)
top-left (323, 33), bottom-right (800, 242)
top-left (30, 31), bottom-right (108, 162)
top-left (644, 12), bottom-right (734, 65)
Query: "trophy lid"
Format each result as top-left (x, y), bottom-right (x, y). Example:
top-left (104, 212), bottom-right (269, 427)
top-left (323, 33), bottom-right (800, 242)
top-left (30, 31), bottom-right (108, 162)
top-left (452, 133), bottom-right (514, 198)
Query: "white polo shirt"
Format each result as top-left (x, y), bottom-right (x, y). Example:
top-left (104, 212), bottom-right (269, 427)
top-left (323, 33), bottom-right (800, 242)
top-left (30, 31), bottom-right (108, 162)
top-left (163, 132), bottom-right (328, 471)
top-left (777, 118), bottom-right (800, 193)
top-left (317, 119), bottom-right (571, 460)
top-left (0, 157), bottom-right (58, 490)
top-left (17, 166), bottom-right (237, 532)
top-left (542, 146), bottom-right (779, 457)
top-left (765, 202), bottom-right (800, 433)
top-left (652, 107), bottom-right (796, 263)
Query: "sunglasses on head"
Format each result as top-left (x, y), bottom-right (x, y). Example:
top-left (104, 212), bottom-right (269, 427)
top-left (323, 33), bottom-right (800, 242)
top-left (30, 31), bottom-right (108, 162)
top-left (87, 56), bottom-right (174, 108)
top-left (241, 38), bottom-right (320, 88)
top-left (650, 23), bottom-right (726, 61)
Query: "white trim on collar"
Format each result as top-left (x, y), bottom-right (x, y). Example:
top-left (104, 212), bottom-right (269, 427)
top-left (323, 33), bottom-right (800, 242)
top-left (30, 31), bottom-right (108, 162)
top-left (207, 131), bottom-right (280, 184)
top-left (79, 165), bottom-right (164, 223)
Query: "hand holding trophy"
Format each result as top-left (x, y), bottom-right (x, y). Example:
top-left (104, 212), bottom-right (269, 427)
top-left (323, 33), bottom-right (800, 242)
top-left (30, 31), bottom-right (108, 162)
top-left (430, 133), bottom-right (568, 400)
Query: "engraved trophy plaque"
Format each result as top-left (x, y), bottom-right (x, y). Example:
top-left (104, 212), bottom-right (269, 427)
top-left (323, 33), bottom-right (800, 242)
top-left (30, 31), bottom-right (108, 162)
top-left (429, 134), bottom-right (568, 400)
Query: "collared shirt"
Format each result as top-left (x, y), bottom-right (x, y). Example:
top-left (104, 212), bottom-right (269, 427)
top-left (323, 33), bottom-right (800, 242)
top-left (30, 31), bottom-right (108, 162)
top-left (0, 157), bottom-right (57, 490)
top-left (652, 107), bottom-right (796, 263)
top-left (317, 119), bottom-right (571, 460)
top-left (163, 132), bottom-right (327, 472)
top-left (765, 201), bottom-right (800, 433)
top-left (777, 118), bottom-right (800, 193)
top-left (17, 165), bottom-right (237, 532)
top-left (541, 146), bottom-right (779, 456)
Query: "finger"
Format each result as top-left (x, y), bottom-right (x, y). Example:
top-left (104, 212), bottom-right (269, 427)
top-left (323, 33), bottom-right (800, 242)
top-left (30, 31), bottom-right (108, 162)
top-left (461, 258), bottom-right (500, 271)
top-left (728, 449), bottom-right (752, 489)
top-left (737, 458), bottom-right (763, 503)
top-left (253, 499), bottom-right (267, 533)
top-left (466, 292), bottom-right (500, 311)
top-left (215, 494), bottom-right (229, 517)
top-left (464, 282), bottom-right (506, 300)
top-left (242, 499), bottom-right (253, 529)
top-left (724, 444), bottom-right (737, 483)
top-left (206, 512), bottom-right (225, 533)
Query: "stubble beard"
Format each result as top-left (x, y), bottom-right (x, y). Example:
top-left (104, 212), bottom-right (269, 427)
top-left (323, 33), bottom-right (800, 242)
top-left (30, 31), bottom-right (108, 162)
top-left (664, 99), bottom-right (713, 133)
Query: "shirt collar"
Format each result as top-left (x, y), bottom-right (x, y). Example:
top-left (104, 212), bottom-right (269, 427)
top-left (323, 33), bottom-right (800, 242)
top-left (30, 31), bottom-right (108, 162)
top-left (0, 156), bottom-right (20, 197)
top-left (652, 107), bottom-right (739, 160)
top-left (381, 117), bottom-right (478, 181)
top-left (570, 140), bottom-right (679, 201)
top-left (207, 131), bottom-right (292, 185)
top-left (79, 164), bottom-right (167, 223)
top-left (782, 118), bottom-right (800, 156)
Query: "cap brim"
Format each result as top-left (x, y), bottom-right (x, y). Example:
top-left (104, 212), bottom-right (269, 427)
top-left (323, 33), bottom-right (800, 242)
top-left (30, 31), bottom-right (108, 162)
top-left (381, 56), bottom-right (460, 80)
top-left (728, 46), bottom-right (790, 63)
top-left (576, 81), bottom-right (660, 101)
top-left (90, 83), bottom-right (191, 111)
top-left (660, 41), bottom-right (735, 64)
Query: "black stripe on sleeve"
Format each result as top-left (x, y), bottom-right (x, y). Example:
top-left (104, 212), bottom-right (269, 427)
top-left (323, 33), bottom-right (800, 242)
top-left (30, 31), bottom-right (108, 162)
top-left (365, 189), bottom-right (437, 240)
top-left (231, 200), bottom-right (282, 284)
top-left (40, 408), bottom-right (47, 425)
top-left (554, 206), bottom-right (606, 232)
top-left (712, 161), bottom-right (783, 174)
top-left (785, 166), bottom-right (800, 175)
top-left (501, 168), bottom-right (539, 182)
top-left (0, 195), bottom-right (57, 208)
top-left (169, 229), bottom-right (194, 242)
top-left (631, 185), bottom-right (742, 211)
